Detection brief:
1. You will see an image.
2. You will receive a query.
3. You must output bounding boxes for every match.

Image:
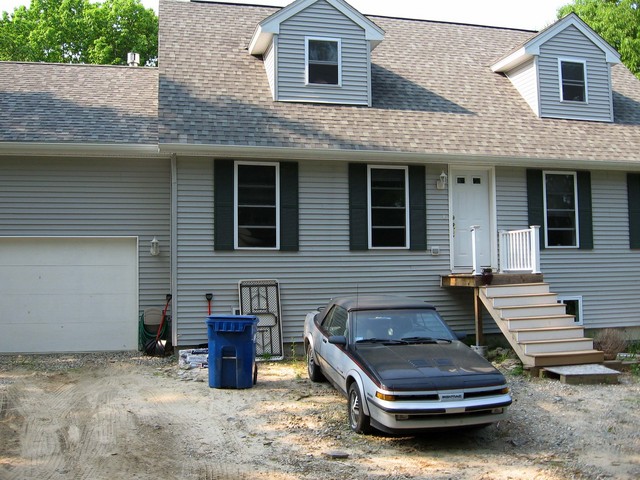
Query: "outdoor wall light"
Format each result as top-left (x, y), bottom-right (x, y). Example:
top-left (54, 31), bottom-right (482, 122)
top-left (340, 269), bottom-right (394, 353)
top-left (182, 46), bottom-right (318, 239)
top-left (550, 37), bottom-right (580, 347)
top-left (150, 237), bottom-right (160, 256)
top-left (436, 170), bottom-right (448, 190)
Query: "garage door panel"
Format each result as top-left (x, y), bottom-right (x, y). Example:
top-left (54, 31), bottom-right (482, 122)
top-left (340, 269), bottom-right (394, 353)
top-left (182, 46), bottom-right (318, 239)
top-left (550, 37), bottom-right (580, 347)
top-left (2, 319), bottom-right (136, 353)
top-left (1, 265), bottom-right (136, 294)
top-left (0, 237), bottom-right (138, 353)
top-left (3, 293), bottom-right (135, 325)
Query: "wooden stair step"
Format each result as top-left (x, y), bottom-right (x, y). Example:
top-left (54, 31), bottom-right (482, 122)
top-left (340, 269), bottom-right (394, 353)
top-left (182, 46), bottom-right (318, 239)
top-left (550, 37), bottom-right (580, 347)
top-left (490, 292), bottom-right (558, 307)
top-left (483, 283), bottom-right (549, 297)
top-left (514, 326), bottom-right (585, 342)
top-left (497, 303), bottom-right (567, 318)
top-left (527, 349), bottom-right (605, 367)
top-left (521, 337), bottom-right (593, 354)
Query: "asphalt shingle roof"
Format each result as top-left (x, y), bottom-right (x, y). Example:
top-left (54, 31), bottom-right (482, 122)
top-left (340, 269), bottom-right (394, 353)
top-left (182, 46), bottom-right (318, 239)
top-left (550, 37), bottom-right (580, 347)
top-left (158, 0), bottom-right (640, 164)
top-left (0, 62), bottom-right (158, 144)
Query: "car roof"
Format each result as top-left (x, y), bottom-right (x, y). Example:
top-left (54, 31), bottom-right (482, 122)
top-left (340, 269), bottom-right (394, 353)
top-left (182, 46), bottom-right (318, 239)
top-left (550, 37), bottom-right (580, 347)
top-left (329, 295), bottom-right (436, 312)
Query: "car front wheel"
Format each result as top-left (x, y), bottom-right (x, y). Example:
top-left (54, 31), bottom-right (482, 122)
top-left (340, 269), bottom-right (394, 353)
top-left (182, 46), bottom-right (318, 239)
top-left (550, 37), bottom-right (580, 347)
top-left (306, 344), bottom-right (325, 382)
top-left (348, 383), bottom-right (371, 434)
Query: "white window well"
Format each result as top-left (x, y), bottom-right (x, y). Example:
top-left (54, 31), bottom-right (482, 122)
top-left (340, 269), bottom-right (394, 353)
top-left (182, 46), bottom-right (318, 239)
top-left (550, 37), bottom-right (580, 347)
top-left (543, 171), bottom-right (579, 248)
top-left (558, 295), bottom-right (583, 326)
top-left (234, 161), bottom-right (280, 249)
top-left (559, 58), bottom-right (587, 103)
top-left (306, 37), bottom-right (341, 86)
top-left (367, 166), bottom-right (409, 249)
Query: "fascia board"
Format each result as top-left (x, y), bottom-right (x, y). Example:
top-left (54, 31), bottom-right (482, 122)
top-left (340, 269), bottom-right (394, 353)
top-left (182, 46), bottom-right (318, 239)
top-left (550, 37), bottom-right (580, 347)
top-left (249, 0), bottom-right (384, 55)
top-left (491, 47), bottom-right (531, 73)
top-left (158, 143), bottom-right (640, 172)
top-left (0, 142), bottom-right (164, 158)
top-left (492, 14), bottom-right (621, 73)
top-left (526, 14), bottom-right (620, 63)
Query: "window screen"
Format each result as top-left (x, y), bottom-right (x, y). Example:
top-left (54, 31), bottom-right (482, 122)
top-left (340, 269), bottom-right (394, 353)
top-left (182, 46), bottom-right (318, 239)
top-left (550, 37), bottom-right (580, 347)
top-left (307, 39), bottom-right (339, 85)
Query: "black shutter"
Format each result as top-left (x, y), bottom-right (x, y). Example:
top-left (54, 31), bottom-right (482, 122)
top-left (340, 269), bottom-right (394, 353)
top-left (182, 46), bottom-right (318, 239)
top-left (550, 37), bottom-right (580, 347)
top-left (628, 173), bottom-right (640, 249)
top-left (349, 163), bottom-right (368, 250)
top-left (526, 169), bottom-right (545, 249)
top-left (214, 160), bottom-right (235, 251)
top-left (577, 171), bottom-right (593, 250)
top-left (409, 165), bottom-right (426, 250)
top-left (280, 162), bottom-right (299, 251)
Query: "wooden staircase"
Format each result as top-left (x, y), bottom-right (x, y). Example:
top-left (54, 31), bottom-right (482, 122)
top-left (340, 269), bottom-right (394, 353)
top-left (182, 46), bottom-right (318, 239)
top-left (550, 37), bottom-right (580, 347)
top-left (479, 283), bottom-right (604, 368)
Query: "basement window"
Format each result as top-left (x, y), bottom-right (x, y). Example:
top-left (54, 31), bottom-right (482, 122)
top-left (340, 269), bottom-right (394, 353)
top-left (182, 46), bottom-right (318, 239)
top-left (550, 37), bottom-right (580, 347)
top-left (558, 295), bottom-right (583, 326)
top-left (306, 37), bottom-right (341, 86)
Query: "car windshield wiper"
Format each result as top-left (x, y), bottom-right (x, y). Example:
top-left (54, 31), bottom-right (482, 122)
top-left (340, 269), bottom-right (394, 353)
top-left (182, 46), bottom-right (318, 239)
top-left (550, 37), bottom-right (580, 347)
top-left (356, 338), bottom-right (409, 345)
top-left (400, 336), bottom-right (453, 344)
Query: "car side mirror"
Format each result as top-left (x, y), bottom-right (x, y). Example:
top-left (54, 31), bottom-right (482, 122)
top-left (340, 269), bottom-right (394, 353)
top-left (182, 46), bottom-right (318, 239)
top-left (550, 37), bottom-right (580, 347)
top-left (455, 331), bottom-right (467, 341)
top-left (328, 335), bottom-right (347, 346)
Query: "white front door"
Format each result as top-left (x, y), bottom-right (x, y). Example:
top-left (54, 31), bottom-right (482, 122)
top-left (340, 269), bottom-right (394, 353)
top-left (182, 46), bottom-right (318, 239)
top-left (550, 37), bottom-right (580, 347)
top-left (451, 168), bottom-right (495, 272)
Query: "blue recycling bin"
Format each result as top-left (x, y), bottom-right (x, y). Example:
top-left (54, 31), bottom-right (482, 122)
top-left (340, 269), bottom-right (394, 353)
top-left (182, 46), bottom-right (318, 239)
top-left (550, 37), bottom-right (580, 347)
top-left (206, 315), bottom-right (258, 389)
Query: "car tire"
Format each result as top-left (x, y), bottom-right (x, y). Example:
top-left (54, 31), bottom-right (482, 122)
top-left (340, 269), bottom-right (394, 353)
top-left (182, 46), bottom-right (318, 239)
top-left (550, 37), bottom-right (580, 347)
top-left (348, 383), bottom-right (371, 434)
top-left (306, 344), bottom-right (325, 382)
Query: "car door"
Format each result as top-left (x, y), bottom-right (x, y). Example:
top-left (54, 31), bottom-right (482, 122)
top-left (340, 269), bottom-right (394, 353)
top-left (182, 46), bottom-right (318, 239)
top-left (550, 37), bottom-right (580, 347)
top-left (317, 305), bottom-right (349, 389)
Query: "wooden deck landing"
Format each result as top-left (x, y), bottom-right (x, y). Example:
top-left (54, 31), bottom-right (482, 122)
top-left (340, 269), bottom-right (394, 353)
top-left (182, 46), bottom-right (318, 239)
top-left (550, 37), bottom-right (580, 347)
top-left (440, 273), bottom-right (544, 288)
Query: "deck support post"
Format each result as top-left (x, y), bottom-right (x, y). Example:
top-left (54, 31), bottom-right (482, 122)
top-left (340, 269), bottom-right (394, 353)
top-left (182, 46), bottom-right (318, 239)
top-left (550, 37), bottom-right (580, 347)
top-left (474, 287), bottom-right (484, 345)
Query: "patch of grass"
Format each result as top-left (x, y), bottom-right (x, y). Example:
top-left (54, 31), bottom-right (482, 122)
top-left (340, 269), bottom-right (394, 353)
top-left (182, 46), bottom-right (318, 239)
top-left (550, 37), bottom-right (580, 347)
top-left (509, 364), bottom-right (524, 376)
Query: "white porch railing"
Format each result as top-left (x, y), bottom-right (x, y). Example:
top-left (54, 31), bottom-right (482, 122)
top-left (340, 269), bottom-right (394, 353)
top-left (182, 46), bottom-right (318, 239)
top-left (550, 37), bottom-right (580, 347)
top-left (498, 226), bottom-right (541, 274)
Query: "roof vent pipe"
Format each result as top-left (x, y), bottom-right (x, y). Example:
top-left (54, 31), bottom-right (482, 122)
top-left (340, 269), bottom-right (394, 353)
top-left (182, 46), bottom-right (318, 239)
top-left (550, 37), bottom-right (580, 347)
top-left (127, 52), bottom-right (140, 67)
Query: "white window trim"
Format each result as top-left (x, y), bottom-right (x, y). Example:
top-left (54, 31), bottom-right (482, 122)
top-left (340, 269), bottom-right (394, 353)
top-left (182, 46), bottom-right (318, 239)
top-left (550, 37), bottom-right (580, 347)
top-left (558, 295), bottom-right (584, 326)
top-left (367, 165), bottom-right (410, 250)
top-left (543, 170), bottom-right (580, 249)
top-left (558, 57), bottom-right (588, 103)
top-left (305, 36), bottom-right (342, 87)
top-left (234, 161), bottom-right (280, 250)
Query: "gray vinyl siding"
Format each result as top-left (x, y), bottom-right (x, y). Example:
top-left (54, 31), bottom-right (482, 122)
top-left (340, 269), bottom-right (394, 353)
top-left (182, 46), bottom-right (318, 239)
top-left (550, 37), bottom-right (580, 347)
top-left (538, 25), bottom-right (613, 122)
top-left (175, 158), bottom-right (478, 346)
top-left (276, 0), bottom-right (370, 105)
top-left (264, 39), bottom-right (277, 99)
top-left (505, 59), bottom-right (539, 116)
top-left (0, 157), bottom-right (171, 311)
top-left (496, 167), bottom-right (640, 330)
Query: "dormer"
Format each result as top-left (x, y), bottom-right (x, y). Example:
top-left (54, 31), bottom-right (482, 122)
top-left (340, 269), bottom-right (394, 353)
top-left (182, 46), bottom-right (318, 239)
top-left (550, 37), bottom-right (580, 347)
top-left (492, 13), bottom-right (621, 122)
top-left (249, 0), bottom-right (384, 106)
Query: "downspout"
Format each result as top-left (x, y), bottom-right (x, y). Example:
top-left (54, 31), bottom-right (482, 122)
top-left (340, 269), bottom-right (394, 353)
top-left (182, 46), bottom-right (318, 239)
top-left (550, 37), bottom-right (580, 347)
top-left (170, 153), bottom-right (179, 346)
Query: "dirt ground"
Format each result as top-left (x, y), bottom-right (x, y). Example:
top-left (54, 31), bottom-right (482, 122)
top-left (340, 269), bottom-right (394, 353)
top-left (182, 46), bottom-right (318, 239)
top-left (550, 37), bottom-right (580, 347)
top-left (0, 352), bottom-right (638, 480)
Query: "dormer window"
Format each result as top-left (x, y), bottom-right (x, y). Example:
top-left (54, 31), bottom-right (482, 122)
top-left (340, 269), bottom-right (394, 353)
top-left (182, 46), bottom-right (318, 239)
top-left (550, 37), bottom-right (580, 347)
top-left (559, 59), bottom-right (587, 103)
top-left (306, 37), bottom-right (341, 86)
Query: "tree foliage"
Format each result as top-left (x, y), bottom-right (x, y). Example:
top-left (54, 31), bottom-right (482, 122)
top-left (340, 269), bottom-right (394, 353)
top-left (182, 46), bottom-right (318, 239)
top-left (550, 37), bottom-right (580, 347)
top-left (559, 0), bottom-right (640, 77)
top-left (0, 0), bottom-right (158, 65)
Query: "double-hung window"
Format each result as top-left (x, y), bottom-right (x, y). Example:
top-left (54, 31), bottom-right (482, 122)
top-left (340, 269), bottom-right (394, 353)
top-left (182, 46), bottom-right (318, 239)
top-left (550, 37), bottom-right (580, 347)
top-left (306, 37), bottom-right (341, 86)
top-left (368, 166), bottom-right (409, 249)
top-left (544, 171), bottom-right (579, 248)
top-left (235, 162), bottom-right (279, 249)
top-left (559, 58), bottom-right (587, 103)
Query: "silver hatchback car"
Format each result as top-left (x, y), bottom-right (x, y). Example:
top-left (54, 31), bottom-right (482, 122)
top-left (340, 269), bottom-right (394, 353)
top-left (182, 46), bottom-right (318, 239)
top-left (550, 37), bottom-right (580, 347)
top-left (303, 295), bottom-right (512, 434)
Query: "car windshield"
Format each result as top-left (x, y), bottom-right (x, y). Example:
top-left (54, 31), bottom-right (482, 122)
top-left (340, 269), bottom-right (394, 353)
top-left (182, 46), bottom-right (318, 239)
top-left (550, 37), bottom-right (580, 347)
top-left (352, 309), bottom-right (455, 344)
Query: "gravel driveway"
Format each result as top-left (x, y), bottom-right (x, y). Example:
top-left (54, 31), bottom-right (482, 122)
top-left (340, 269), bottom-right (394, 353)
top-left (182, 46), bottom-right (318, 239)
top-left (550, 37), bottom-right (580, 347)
top-left (0, 352), bottom-right (638, 480)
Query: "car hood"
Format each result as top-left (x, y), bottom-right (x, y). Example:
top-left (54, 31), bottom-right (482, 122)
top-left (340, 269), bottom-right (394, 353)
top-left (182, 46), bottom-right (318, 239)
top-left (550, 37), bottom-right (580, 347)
top-left (354, 341), bottom-right (506, 391)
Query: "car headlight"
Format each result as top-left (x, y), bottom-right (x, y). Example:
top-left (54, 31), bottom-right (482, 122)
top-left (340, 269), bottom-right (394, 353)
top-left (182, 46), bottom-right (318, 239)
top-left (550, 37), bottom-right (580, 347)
top-left (375, 391), bottom-right (397, 401)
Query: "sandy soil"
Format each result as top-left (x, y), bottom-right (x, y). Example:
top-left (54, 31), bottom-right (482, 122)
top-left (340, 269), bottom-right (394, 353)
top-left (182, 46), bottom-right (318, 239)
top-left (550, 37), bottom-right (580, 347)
top-left (0, 353), bottom-right (638, 480)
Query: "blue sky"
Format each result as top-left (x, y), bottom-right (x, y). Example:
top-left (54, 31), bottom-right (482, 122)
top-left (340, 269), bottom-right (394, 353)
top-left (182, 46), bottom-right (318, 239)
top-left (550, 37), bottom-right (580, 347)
top-left (2, 0), bottom-right (570, 30)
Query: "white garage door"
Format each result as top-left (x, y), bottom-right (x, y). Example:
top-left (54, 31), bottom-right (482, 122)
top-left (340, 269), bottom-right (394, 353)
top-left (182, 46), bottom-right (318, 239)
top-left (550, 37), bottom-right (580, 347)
top-left (0, 237), bottom-right (138, 353)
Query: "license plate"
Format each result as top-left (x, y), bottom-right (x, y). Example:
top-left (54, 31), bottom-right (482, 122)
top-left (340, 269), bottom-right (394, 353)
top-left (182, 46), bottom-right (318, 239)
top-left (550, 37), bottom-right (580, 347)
top-left (439, 392), bottom-right (464, 401)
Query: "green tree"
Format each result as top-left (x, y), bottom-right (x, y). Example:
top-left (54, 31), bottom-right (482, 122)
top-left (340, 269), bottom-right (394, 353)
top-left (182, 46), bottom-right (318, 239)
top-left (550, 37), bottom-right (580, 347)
top-left (559, 0), bottom-right (640, 77)
top-left (0, 0), bottom-right (157, 65)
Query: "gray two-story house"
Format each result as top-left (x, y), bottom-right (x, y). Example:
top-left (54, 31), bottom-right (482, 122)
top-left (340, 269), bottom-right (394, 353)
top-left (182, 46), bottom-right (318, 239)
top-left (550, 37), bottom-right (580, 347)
top-left (1, 0), bottom-right (639, 368)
